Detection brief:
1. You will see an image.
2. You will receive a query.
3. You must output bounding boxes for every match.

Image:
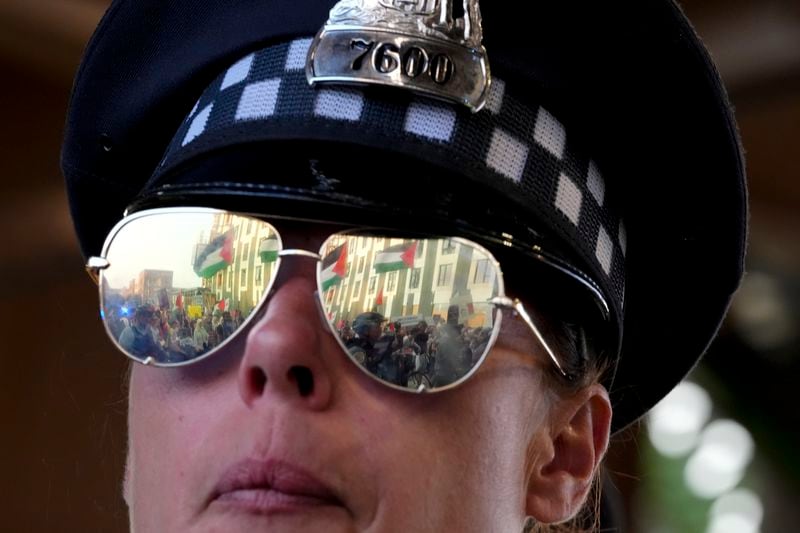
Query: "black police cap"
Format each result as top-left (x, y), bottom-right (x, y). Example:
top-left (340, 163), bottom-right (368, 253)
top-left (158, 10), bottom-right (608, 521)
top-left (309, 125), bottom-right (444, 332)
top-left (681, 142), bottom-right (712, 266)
top-left (62, 0), bottom-right (747, 433)
top-left (354, 312), bottom-right (387, 329)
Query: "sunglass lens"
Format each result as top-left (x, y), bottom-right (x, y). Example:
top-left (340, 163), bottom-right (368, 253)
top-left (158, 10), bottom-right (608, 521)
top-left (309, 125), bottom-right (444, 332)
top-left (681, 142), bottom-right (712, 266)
top-left (100, 211), bottom-right (281, 365)
top-left (319, 235), bottom-right (501, 390)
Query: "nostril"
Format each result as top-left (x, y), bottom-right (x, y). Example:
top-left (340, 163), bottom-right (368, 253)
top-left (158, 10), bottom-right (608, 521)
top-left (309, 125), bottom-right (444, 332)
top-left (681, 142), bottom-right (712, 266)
top-left (289, 366), bottom-right (314, 397)
top-left (248, 367), bottom-right (267, 395)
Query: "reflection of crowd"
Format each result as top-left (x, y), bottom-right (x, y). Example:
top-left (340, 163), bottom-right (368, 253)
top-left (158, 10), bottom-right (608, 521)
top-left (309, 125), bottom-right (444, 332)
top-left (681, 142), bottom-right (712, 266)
top-left (104, 304), bottom-right (246, 363)
top-left (340, 315), bottom-right (494, 388)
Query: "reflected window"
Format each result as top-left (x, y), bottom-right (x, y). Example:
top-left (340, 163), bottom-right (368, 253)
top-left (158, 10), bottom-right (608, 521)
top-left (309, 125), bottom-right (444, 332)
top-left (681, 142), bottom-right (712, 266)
top-left (357, 256), bottom-right (365, 273)
top-left (437, 263), bottom-right (453, 286)
top-left (409, 267), bottom-right (421, 288)
top-left (416, 240), bottom-right (425, 258)
top-left (442, 239), bottom-right (456, 255)
top-left (369, 276), bottom-right (376, 292)
top-left (353, 280), bottom-right (361, 298)
top-left (240, 269), bottom-right (247, 287)
top-left (473, 259), bottom-right (491, 284)
top-left (387, 272), bottom-right (396, 291)
top-left (242, 243), bottom-right (249, 262)
top-left (226, 270), bottom-right (232, 290)
top-left (255, 265), bottom-right (262, 284)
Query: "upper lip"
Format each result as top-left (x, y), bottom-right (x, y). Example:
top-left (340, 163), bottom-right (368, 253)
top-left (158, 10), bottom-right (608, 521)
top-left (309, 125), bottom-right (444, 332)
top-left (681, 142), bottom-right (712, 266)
top-left (212, 458), bottom-right (342, 505)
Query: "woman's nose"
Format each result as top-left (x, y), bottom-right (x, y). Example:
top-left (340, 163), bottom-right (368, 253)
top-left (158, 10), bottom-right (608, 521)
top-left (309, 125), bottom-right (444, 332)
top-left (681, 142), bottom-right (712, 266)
top-left (237, 258), bottom-right (334, 410)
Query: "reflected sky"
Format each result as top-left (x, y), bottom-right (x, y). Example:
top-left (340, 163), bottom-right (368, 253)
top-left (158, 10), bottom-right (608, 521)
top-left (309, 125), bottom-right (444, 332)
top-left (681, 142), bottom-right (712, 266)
top-left (105, 213), bottom-right (216, 289)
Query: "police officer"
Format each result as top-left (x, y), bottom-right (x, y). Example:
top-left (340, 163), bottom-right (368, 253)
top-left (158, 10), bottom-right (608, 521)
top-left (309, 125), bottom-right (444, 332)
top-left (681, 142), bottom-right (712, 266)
top-left (346, 311), bottom-right (387, 370)
top-left (118, 305), bottom-right (166, 361)
top-left (65, 1), bottom-right (746, 531)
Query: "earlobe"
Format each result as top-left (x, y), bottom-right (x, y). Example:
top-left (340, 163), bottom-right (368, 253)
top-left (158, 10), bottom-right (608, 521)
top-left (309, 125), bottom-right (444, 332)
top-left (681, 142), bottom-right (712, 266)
top-left (524, 384), bottom-right (612, 524)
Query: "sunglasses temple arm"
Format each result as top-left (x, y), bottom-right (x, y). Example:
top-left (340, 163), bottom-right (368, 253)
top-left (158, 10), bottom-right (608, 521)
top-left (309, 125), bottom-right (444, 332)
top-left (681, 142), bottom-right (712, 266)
top-left (491, 297), bottom-right (571, 380)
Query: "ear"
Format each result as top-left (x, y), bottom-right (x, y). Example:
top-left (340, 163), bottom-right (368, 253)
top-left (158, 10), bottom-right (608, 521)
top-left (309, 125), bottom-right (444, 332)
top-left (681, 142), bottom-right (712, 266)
top-left (525, 384), bottom-right (612, 524)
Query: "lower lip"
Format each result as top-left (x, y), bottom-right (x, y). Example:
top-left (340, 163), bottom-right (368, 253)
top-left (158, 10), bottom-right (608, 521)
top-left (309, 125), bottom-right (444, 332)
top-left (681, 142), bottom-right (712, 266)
top-left (214, 489), bottom-right (337, 515)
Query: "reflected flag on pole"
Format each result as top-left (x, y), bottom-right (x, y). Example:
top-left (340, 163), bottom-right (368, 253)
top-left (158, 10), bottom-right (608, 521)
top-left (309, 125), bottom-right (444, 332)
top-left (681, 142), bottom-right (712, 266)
top-left (321, 242), bottom-right (348, 291)
top-left (194, 229), bottom-right (234, 278)
top-left (374, 241), bottom-right (417, 273)
top-left (259, 236), bottom-right (279, 262)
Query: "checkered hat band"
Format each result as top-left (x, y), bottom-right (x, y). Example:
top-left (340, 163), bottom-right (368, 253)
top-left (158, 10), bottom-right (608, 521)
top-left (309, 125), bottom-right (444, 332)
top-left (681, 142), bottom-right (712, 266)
top-left (156, 37), bottom-right (626, 308)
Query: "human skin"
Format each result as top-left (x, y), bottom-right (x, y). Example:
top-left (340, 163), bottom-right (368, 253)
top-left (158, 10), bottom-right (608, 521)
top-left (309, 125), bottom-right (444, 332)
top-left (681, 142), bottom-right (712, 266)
top-left (124, 222), bottom-right (611, 533)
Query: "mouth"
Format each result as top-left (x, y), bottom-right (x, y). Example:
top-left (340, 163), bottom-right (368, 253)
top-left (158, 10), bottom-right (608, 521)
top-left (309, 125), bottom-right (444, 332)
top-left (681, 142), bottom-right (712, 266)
top-left (211, 459), bottom-right (344, 515)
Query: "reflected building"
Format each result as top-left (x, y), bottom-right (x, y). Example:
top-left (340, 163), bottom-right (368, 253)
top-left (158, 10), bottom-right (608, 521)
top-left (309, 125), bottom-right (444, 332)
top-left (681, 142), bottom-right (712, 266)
top-left (187, 212), bottom-right (496, 327)
top-left (323, 236), bottom-right (497, 328)
top-left (198, 213), bottom-right (279, 316)
top-left (128, 269), bottom-right (174, 306)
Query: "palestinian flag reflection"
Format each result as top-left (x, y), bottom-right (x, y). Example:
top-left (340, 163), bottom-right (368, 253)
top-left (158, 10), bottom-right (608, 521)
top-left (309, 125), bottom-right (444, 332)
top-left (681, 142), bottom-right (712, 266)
top-left (194, 229), bottom-right (234, 278)
top-left (321, 242), bottom-right (348, 291)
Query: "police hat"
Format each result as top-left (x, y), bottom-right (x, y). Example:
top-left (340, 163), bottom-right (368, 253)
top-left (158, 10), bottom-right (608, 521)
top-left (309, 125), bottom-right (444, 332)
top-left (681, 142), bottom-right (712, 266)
top-left (133, 304), bottom-right (155, 319)
top-left (353, 312), bottom-right (387, 334)
top-left (62, 0), bottom-right (747, 433)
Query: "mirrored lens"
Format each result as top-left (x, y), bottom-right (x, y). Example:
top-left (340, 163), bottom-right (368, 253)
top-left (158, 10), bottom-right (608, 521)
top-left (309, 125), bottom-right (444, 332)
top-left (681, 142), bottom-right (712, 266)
top-left (100, 211), bottom-right (281, 365)
top-left (319, 235), bottom-right (501, 390)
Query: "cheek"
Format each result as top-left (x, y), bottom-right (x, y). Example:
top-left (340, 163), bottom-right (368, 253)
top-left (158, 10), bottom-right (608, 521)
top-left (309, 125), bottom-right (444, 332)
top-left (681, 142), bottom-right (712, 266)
top-left (457, 350), bottom-right (553, 508)
top-left (351, 350), bottom-right (550, 530)
top-left (473, 368), bottom-right (548, 470)
top-left (126, 363), bottom-right (240, 526)
top-left (128, 335), bottom-right (248, 459)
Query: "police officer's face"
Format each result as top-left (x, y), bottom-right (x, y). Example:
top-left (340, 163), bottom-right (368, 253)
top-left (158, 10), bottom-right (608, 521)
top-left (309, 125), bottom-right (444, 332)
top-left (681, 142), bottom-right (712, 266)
top-left (134, 312), bottom-right (151, 329)
top-left (124, 222), bottom-right (607, 532)
top-left (367, 323), bottom-right (381, 342)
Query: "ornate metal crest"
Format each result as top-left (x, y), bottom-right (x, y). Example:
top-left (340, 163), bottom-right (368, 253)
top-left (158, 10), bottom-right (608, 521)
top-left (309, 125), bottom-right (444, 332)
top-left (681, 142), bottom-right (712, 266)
top-left (306, 0), bottom-right (491, 112)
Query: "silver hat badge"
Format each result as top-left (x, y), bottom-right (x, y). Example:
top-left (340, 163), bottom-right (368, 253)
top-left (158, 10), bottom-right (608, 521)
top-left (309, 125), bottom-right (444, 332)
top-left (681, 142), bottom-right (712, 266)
top-left (306, 0), bottom-right (491, 112)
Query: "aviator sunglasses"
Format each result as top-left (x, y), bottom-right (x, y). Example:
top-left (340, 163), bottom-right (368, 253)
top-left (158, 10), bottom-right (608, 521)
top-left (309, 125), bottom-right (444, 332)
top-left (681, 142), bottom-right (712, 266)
top-left (86, 207), bottom-right (571, 392)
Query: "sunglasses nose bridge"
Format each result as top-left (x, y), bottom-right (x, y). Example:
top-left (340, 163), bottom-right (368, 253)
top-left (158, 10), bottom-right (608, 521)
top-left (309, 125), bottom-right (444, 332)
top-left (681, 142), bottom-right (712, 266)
top-left (263, 248), bottom-right (329, 331)
top-left (278, 249), bottom-right (322, 260)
